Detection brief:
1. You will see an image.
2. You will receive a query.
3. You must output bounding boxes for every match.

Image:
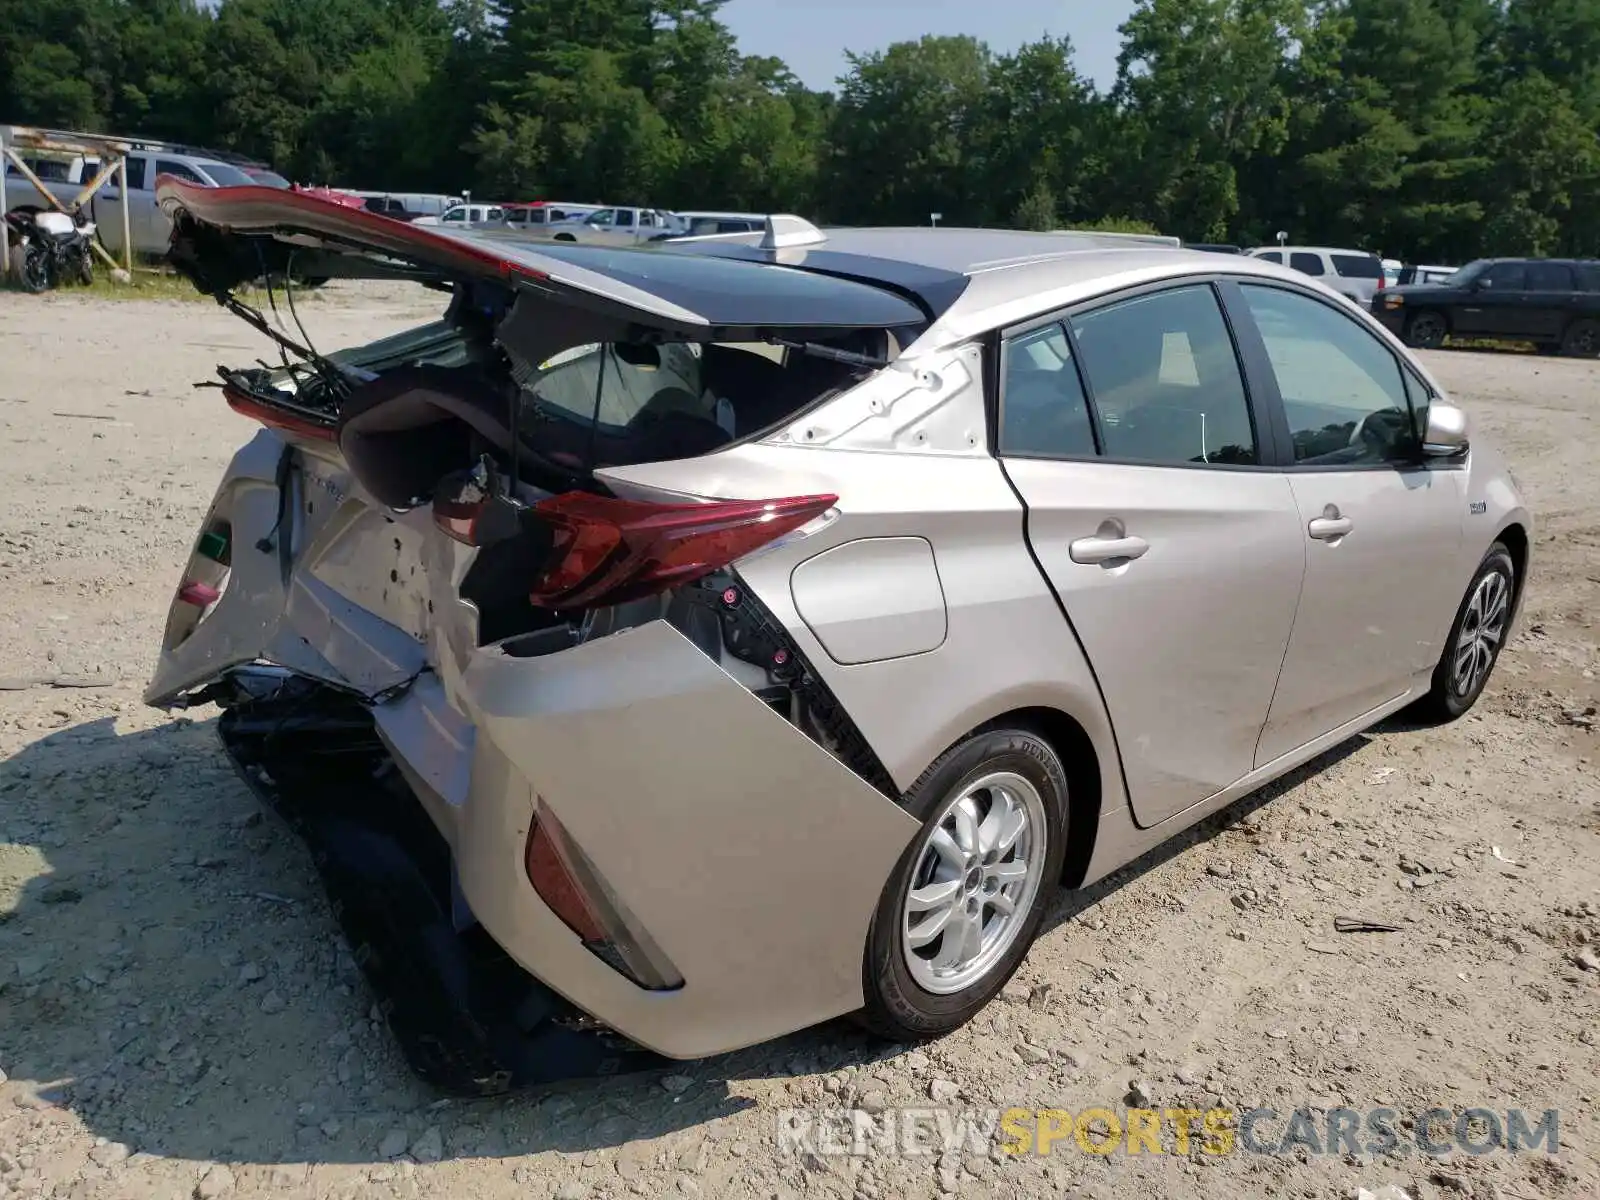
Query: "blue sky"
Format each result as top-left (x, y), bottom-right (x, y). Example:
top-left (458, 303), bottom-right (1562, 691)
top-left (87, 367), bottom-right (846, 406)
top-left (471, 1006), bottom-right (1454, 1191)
top-left (719, 0), bottom-right (1136, 91)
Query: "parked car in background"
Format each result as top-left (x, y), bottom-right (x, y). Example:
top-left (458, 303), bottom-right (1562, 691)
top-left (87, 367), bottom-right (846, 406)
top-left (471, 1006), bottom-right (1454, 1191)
top-left (1246, 246), bottom-right (1386, 306)
top-left (1373, 257), bottom-right (1600, 356)
top-left (504, 201), bottom-right (600, 230)
top-left (345, 192), bottom-right (463, 223)
top-left (1397, 263), bottom-right (1456, 286)
top-left (545, 205), bottom-right (686, 244)
top-left (1382, 258), bottom-right (1403, 288)
top-left (414, 202), bottom-right (508, 228)
top-left (4, 140), bottom-right (257, 258)
top-left (154, 182), bottom-right (1530, 1093)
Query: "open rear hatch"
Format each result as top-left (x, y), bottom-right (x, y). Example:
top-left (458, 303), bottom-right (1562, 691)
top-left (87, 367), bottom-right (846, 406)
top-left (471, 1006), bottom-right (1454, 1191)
top-left (149, 182), bottom-right (930, 709)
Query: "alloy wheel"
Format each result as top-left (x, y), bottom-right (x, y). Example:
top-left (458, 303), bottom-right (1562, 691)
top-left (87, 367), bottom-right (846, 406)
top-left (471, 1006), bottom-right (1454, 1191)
top-left (1453, 569), bottom-right (1510, 699)
top-left (900, 771), bottom-right (1047, 995)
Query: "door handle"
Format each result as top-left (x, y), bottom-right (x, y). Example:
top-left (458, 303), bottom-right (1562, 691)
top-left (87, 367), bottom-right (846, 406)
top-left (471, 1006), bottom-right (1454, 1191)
top-left (1069, 534), bottom-right (1150, 565)
top-left (1308, 516), bottom-right (1353, 541)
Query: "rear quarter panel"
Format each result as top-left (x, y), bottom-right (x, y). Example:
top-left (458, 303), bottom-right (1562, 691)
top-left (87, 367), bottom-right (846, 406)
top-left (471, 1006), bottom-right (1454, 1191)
top-left (602, 441), bottom-right (1128, 820)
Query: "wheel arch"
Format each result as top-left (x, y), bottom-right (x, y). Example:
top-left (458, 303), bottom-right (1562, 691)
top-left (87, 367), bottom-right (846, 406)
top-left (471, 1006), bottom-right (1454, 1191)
top-left (1496, 519), bottom-right (1530, 613)
top-left (963, 704), bottom-right (1103, 889)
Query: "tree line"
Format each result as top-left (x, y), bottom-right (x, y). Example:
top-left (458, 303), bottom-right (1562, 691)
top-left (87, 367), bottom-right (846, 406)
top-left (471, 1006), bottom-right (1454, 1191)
top-left (3, 0), bottom-right (1598, 263)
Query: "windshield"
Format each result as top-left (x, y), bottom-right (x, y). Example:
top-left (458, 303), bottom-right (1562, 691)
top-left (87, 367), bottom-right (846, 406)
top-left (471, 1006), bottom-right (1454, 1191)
top-left (1446, 261), bottom-right (1489, 287)
top-left (200, 161), bottom-right (259, 187)
top-left (247, 170), bottom-right (292, 189)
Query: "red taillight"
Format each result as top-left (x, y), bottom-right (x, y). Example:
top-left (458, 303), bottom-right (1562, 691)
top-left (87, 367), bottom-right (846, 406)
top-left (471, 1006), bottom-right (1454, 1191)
top-left (222, 384), bottom-right (338, 443)
top-left (526, 491), bottom-right (837, 609)
top-left (178, 580), bottom-right (221, 607)
top-left (524, 817), bottom-right (607, 942)
top-left (524, 802), bottom-right (683, 990)
top-left (432, 495), bottom-right (485, 545)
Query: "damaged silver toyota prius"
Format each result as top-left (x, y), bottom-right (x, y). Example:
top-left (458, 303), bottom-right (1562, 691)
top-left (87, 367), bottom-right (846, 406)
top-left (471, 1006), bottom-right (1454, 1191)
top-left (149, 181), bottom-right (1531, 1094)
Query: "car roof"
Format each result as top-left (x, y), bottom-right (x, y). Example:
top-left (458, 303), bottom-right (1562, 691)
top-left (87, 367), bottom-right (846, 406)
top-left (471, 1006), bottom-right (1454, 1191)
top-left (664, 226), bottom-right (1324, 339)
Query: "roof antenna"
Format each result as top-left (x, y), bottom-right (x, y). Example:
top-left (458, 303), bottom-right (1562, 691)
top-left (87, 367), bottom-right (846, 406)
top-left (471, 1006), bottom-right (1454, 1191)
top-left (759, 214), bottom-right (827, 250)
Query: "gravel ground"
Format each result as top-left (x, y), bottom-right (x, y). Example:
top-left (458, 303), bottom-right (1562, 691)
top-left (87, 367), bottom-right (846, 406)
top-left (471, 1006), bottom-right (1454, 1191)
top-left (0, 283), bottom-right (1596, 1200)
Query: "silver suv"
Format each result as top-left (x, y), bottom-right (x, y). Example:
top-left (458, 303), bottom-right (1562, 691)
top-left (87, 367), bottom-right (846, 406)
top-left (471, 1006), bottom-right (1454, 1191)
top-left (1247, 245), bottom-right (1386, 305)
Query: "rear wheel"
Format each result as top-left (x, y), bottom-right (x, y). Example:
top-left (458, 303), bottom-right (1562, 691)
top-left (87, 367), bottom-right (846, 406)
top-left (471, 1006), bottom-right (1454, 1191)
top-left (1560, 318), bottom-right (1600, 358)
top-left (1405, 310), bottom-right (1447, 350)
top-left (857, 726), bottom-right (1068, 1041)
top-left (1413, 543), bottom-right (1515, 722)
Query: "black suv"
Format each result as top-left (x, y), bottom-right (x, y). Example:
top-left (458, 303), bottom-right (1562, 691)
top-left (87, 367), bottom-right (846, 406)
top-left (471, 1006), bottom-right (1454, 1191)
top-left (1373, 257), bottom-right (1600, 356)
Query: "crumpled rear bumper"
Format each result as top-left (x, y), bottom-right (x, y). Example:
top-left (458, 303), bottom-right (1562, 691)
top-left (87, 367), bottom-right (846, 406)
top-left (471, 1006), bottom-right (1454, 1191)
top-left (403, 619), bottom-right (920, 1059)
top-left (150, 432), bottom-right (920, 1062)
top-left (216, 690), bottom-right (670, 1095)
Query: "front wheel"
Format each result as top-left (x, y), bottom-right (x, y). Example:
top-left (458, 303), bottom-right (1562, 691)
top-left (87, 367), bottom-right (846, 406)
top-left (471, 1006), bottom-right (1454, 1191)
top-left (857, 726), bottom-right (1068, 1041)
top-left (1413, 543), bottom-right (1516, 722)
top-left (1405, 310), bottom-right (1448, 350)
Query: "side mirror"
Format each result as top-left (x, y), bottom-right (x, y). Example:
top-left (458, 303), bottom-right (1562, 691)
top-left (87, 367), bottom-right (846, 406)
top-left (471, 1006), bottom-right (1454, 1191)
top-left (1421, 400), bottom-right (1470, 458)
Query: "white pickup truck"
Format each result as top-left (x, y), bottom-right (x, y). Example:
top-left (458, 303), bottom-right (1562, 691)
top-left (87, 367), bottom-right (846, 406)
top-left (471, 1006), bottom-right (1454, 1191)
top-left (3, 146), bottom-right (257, 258)
top-left (544, 206), bottom-right (689, 244)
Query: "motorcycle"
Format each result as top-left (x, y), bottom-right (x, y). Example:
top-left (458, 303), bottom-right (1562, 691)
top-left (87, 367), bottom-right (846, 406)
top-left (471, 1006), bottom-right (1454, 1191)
top-left (5, 209), bottom-right (97, 293)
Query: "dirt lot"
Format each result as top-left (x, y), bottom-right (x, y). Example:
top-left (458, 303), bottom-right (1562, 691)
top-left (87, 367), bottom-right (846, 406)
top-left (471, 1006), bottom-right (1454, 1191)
top-left (0, 283), bottom-right (1596, 1200)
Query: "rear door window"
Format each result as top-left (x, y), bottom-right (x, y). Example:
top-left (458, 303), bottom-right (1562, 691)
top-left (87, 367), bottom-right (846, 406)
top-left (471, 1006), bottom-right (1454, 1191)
top-left (1069, 284), bottom-right (1258, 466)
top-left (615, 209), bottom-right (636, 229)
top-left (1332, 254), bottom-right (1383, 280)
top-left (1524, 261), bottom-right (1574, 291)
top-left (487, 207), bottom-right (504, 222)
top-left (1289, 252), bottom-right (1326, 277)
top-left (999, 324), bottom-right (1097, 459)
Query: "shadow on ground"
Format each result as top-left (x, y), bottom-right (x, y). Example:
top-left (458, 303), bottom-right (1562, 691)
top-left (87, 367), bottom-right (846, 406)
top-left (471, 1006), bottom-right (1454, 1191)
top-left (0, 711), bottom-right (1372, 1166)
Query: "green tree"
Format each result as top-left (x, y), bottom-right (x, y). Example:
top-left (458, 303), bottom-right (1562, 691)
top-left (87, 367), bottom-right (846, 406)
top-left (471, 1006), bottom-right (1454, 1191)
top-left (1112, 0), bottom-right (1307, 241)
top-left (1477, 71), bottom-right (1600, 254)
top-left (1275, 0), bottom-right (1498, 260)
top-left (979, 38), bottom-right (1101, 228)
top-left (824, 35), bottom-right (992, 224)
top-left (1012, 181), bottom-right (1058, 231)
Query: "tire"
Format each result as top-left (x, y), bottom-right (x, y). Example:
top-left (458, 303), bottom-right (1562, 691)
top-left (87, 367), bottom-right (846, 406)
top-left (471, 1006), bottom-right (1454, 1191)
top-left (1405, 310), bottom-right (1448, 350)
top-left (1413, 543), bottom-right (1516, 722)
top-left (19, 245), bottom-right (51, 294)
top-left (1560, 318), bottom-right (1600, 358)
top-left (857, 726), bottom-right (1069, 1041)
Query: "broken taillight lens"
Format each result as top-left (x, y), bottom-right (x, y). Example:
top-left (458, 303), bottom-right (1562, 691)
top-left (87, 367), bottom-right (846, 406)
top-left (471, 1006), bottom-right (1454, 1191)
top-left (524, 801), bottom-right (683, 991)
top-left (221, 384), bottom-right (338, 443)
top-left (525, 491), bottom-right (838, 609)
